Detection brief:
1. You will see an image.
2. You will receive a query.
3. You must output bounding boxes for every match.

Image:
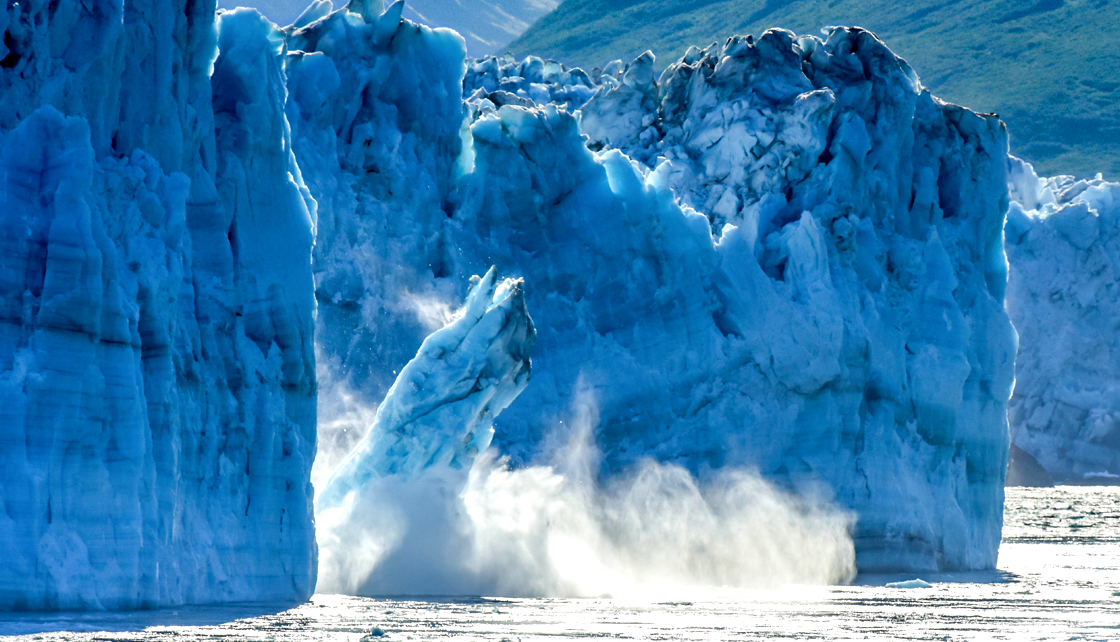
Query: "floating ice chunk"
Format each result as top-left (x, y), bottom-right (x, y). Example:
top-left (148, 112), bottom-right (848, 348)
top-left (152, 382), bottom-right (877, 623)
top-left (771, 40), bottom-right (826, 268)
top-left (886, 578), bottom-right (933, 589)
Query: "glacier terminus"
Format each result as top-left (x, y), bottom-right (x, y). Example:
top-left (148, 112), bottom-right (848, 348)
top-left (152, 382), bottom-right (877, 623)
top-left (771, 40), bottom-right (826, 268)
top-left (1, 0), bottom-right (1114, 612)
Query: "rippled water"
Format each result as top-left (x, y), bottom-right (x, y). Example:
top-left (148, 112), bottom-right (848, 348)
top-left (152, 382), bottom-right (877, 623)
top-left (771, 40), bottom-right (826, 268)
top-left (3, 486), bottom-right (1118, 641)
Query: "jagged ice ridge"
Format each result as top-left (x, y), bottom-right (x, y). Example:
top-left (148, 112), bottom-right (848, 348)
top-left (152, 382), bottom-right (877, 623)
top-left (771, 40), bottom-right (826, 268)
top-left (1005, 159), bottom-right (1120, 483)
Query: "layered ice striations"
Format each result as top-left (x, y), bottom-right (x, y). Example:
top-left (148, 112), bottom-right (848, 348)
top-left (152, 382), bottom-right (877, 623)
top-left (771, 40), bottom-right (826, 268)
top-left (0, 3), bottom-right (316, 610)
top-left (296, 18), bottom-right (1016, 574)
top-left (1005, 158), bottom-right (1120, 483)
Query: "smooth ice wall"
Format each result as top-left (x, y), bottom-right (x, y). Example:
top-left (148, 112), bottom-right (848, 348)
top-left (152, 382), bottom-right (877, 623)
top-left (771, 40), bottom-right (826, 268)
top-left (291, 9), bottom-right (1015, 573)
top-left (0, 1), bottom-right (317, 610)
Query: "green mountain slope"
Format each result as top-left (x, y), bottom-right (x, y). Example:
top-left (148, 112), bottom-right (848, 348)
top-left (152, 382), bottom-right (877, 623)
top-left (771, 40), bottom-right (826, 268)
top-left (508, 0), bottom-right (1120, 179)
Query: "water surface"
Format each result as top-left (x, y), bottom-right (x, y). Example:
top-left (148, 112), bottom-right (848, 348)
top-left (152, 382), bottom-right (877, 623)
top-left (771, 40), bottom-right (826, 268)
top-left (3, 486), bottom-right (1118, 641)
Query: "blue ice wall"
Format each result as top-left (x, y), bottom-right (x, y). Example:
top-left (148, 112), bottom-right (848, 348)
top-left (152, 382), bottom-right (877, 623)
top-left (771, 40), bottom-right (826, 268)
top-left (0, 2), bottom-right (316, 610)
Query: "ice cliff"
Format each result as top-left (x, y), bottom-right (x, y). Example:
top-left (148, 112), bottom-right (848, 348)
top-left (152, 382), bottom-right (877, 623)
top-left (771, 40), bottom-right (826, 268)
top-left (1005, 159), bottom-right (1120, 483)
top-left (294, 14), bottom-right (1015, 574)
top-left (0, 0), bottom-right (1025, 609)
top-left (0, 3), bottom-right (316, 609)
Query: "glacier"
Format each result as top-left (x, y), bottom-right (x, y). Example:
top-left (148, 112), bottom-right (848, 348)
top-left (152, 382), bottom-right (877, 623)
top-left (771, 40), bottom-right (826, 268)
top-left (1005, 158), bottom-right (1120, 483)
top-left (0, 2), bottom-right (316, 609)
top-left (0, 0), bottom-right (1034, 610)
top-left (294, 9), bottom-right (1016, 576)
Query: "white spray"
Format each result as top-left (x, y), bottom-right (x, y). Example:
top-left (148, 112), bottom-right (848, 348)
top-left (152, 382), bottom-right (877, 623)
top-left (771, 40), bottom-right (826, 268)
top-left (315, 390), bottom-right (855, 597)
top-left (313, 271), bottom-right (855, 597)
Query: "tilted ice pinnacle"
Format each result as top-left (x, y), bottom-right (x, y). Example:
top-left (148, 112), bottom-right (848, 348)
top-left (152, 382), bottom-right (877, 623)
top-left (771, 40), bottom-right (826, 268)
top-left (347, 0), bottom-right (385, 22)
top-left (317, 268), bottom-right (535, 509)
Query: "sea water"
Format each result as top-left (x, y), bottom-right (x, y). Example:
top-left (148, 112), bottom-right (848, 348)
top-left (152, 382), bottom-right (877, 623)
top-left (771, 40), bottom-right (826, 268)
top-left (2, 487), bottom-right (1117, 641)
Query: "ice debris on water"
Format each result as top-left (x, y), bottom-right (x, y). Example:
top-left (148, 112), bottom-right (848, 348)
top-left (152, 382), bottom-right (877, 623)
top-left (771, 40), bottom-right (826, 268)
top-left (886, 579), bottom-right (933, 589)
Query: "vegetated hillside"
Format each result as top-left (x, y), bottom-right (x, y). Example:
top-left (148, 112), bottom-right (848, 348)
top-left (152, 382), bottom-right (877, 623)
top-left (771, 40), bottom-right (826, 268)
top-left (509, 0), bottom-right (1120, 179)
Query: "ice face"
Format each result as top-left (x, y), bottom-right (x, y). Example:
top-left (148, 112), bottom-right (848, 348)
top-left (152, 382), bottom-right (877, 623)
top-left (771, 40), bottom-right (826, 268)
top-left (0, 3), bottom-right (316, 610)
top-left (1005, 157), bottom-right (1120, 483)
top-left (295, 17), bottom-right (1016, 574)
top-left (285, 3), bottom-right (470, 411)
top-left (478, 31), bottom-right (1015, 573)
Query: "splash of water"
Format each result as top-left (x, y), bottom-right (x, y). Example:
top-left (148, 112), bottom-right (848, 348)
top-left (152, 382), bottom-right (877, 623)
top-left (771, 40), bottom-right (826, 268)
top-left (312, 357), bottom-right (379, 491)
top-left (314, 393), bottom-right (856, 597)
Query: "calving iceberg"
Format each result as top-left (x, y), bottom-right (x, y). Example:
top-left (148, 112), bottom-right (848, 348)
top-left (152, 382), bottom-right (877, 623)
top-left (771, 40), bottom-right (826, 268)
top-left (294, 10), bottom-right (1015, 574)
top-left (318, 268), bottom-right (534, 503)
top-left (0, 2), bottom-right (316, 609)
top-left (315, 269), bottom-right (535, 594)
top-left (312, 271), bottom-right (855, 598)
top-left (1005, 158), bottom-right (1120, 483)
